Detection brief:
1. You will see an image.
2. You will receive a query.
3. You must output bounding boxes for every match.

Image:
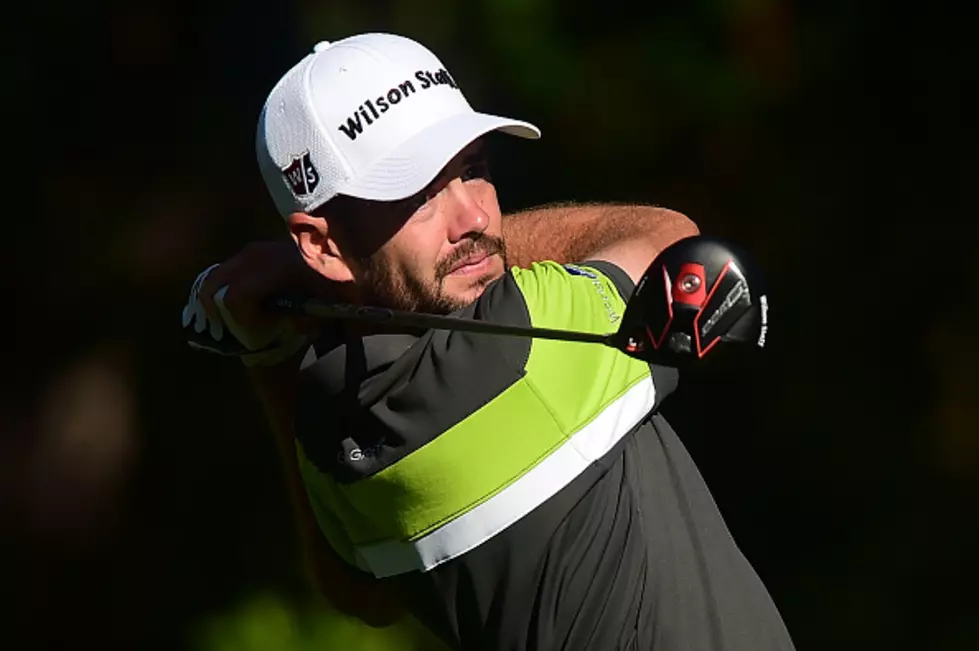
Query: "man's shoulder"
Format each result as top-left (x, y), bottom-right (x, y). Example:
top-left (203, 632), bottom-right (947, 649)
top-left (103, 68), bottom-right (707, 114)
top-left (507, 259), bottom-right (634, 301)
top-left (500, 260), bottom-right (632, 335)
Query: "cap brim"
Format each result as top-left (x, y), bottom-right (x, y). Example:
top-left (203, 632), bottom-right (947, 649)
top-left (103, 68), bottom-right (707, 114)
top-left (337, 112), bottom-right (540, 202)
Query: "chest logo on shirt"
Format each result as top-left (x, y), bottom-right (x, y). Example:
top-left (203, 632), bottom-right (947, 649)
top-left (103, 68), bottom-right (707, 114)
top-left (339, 435), bottom-right (388, 468)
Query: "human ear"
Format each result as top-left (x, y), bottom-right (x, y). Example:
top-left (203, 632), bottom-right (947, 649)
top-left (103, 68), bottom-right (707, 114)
top-left (286, 212), bottom-right (355, 283)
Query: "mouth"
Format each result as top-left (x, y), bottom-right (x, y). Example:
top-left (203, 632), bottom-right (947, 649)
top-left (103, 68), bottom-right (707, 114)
top-left (447, 251), bottom-right (494, 276)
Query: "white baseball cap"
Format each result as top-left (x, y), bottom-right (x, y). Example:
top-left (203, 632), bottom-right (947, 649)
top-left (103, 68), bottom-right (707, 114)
top-left (256, 33), bottom-right (541, 217)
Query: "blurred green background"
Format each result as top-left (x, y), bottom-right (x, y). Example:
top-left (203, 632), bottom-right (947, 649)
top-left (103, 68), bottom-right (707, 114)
top-left (7, 0), bottom-right (978, 649)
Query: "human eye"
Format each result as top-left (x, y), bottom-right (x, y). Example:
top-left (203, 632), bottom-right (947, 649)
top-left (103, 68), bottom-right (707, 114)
top-left (404, 187), bottom-right (439, 217)
top-left (461, 159), bottom-right (491, 183)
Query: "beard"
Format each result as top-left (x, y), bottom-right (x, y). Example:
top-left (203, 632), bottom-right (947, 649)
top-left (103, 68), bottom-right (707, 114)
top-left (357, 234), bottom-right (507, 314)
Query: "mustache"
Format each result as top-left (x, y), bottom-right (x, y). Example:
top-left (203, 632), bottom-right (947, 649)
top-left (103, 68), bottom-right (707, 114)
top-left (435, 235), bottom-right (506, 280)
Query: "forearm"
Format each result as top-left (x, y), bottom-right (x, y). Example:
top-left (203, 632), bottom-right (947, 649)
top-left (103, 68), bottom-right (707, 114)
top-left (245, 355), bottom-right (405, 626)
top-left (245, 353), bottom-right (310, 534)
top-left (502, 202), bottom-right (699, 269)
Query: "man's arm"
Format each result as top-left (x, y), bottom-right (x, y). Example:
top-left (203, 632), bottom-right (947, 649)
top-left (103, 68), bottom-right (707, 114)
top-left (192, 242), bottom-right (405, 626)
top-left (502, 202), bottom-right (699, 283)
top-left (246, 355), bottom-right (406, 627)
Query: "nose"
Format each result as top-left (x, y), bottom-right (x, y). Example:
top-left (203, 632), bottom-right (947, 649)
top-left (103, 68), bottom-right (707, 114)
top-left (443, 178), bottom-right (489, 243)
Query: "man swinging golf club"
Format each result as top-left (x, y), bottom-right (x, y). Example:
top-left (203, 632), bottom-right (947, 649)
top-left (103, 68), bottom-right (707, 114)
top-left (183, 32), bottom-right (795, 651)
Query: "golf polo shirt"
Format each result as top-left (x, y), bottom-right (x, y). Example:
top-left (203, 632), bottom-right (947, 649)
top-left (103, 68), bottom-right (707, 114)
top-left (294, 260), bottom-right (795, 651)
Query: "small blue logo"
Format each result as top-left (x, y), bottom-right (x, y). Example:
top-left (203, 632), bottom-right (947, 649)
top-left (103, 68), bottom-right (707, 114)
top-left (564, 264), bottom-right (598, 279)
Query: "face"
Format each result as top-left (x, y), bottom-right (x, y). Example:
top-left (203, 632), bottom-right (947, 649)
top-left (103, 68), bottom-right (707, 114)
top-left (332, 140), bottom-right (507, 314)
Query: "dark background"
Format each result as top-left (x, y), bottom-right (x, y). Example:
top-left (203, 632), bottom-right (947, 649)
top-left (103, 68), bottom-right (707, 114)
top-left (6, 1), bottom-right (978, 649)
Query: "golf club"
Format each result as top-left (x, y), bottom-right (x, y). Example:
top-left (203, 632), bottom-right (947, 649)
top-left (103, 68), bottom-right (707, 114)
top-left (271, 235), bottom-right (769, 367)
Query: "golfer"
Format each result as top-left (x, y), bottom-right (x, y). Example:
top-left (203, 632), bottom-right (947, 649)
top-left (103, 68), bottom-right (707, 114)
top-left (184, 33), bottom-right (795, 651)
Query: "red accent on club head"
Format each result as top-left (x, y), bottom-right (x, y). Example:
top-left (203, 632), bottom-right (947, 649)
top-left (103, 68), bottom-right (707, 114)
top-left (648, 265), bottom-right (674, 350)
top-left (673, 263), bottom-right (707, 307)
top-left (692, 260), bottom-right (732, 357)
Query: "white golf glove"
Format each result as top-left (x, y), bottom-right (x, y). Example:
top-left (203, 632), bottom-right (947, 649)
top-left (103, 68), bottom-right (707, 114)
top-left (181, 263), bottom-right (308, 367)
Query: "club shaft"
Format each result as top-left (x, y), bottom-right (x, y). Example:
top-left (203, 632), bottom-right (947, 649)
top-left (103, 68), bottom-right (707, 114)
top-left (277, 298), bottom-right (611, 344)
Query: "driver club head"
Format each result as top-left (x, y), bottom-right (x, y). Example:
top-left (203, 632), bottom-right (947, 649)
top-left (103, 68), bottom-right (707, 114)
top-left (610, 235), bottom-right (769, 367)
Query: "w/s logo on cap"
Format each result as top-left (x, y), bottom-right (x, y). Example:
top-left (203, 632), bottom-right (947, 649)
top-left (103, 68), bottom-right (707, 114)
top-left (282, 151), bottom-right (320, 196)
